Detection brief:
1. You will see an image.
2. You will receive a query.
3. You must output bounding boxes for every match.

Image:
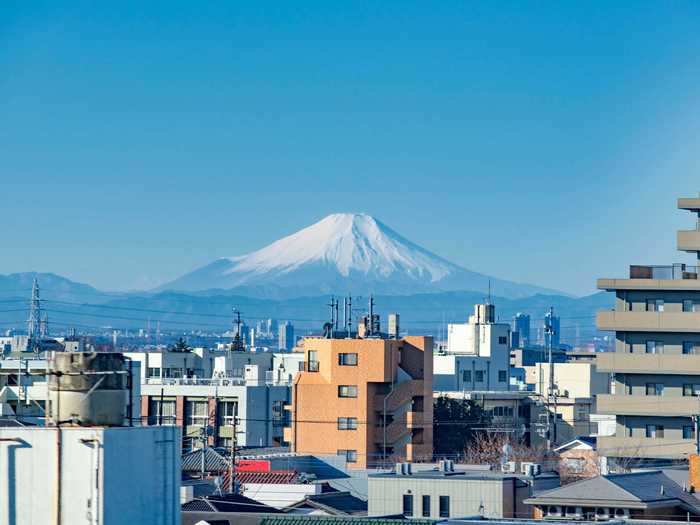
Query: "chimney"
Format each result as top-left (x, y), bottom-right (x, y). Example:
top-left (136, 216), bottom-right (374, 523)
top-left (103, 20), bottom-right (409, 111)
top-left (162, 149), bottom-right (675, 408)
top-left (690, 454), bottom-right (700, 493)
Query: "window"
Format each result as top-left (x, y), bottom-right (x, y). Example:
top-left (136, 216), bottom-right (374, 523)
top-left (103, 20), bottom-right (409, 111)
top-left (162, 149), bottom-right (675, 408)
top-left (422, 495), bottom-right (431, 517)
top-left (337, 417), bottom-right (358, 430)
top-left (646, 341), bottom-right (663, 354)
top-left (186, 400), bottom-right (208, 426)
top-left (402, 494), bottom-right (414, 517)
top-left (308, 350), bottom-right (319, 372)
top-left (147, 367), bottom-right (161, 378)
top-left (683, 300), bottom-right (699, 313)
top-left (684, 425), bottom-right (696, 440)
top-left (492, 406), bottom-right (514, 417)
top-left (684, 342), bottom-right (699, 355)
top-left (646, 299), bottom-right (664, 312)
top-left (338, 385), bottom-right (358, 398)
top-left (337, 449), bottom-right (357, 463)
top-left (148, 399), bottom-right (176, 425)
top-left (646, 424), bottom-right (664, 439)
top-left (338, 353), bottom-right (358, 366)
top-left (498, 370), bottom-right (507, 382)
top-left (439, 496), bottom-right (450, 518)
top-left (645, 383), bottom-right (664, 396)
top-left (475, 370), bottom-right (485, 382)
top-left (683, 384), bottom-right (700, 396)
top-left (462, 370), bottom-right (472, 382)
top-left (498, 336), bottom-right (508, 345)
top-left (218, 400), bottom-right (238, 427)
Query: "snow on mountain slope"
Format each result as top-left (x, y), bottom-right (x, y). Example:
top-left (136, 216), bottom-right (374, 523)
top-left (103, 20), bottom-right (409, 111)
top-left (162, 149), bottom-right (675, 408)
top-left (159, 213), bottom-right (563, 298)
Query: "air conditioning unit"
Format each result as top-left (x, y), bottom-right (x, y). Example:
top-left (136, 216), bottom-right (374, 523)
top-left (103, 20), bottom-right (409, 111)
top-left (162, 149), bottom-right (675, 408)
top-left (521, 462), bottom-right (542, 476)
top-left (501, 461), bottom-right (517, 473)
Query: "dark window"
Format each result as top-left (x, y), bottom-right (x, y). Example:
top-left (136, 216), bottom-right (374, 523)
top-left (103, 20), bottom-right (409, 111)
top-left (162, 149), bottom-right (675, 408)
top-left (439, 496), bottom-right (450, 518)
top-left (684, 425), bottom-right (696, 439)
top-left (646, 383), bottom-right (663, 396)
top-left (462, 370), bottom-right (471, 382)
top-left (646, 299), bottom-right (664, 312)
top-left (337, 449), bottom-right (358, 462)
top-left (403, 494), bottom-right (414, 517)
top-left (645, 424), bottom-right (664, 438)
top-left (683, 384), bottom-right (700, 396)
top-left (645, 341), bottom-right (663, 354)
top-left (308, 350), bottom-right (319, 372)
top-left (498, 336), bottom-right (507, 345)
top-left (498, 370), bottom-right (507, 382)
top-left (338, 385), bottom-right (358, 398)
top-left (475, 371), bottom-right (485, 382)
top-left (422, 495), bottom-right (431, 517)
top-left (338, 353), bottom-right (358, 366)
top-left (684, 342), bottom-right (699, 355)
top-left (337, 417), bottom-right (358, 430)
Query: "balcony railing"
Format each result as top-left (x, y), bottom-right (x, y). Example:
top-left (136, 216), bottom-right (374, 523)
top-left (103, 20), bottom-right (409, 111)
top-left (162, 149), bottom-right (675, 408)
top-left (145, 377), bottom-right (246, 386)
top-left (629, 264), bottom-right (699, 280)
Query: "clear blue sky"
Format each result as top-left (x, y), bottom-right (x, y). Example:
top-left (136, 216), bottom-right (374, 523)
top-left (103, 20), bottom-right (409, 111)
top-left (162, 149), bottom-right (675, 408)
top-left (2, 1), bottom-right (700, 296)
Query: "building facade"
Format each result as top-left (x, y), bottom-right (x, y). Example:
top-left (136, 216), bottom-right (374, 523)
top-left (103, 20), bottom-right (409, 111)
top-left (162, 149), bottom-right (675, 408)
top-left (434, 304), bottom-right (511, 392)
top-left (596, 195), bottom-right (700, 459)
top-left (284, 335), bottom-right (433, 468)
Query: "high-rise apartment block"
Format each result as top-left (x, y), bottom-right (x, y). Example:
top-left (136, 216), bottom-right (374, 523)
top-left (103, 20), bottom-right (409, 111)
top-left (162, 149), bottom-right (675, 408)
top-left (513, 313), bottom-right (531, 349)
top-left (279, 321), bottom-right (295, 351)
top-left (284, 335), bottom-right (433, 468)
top-left (596, 195), bottom-right (700, 460)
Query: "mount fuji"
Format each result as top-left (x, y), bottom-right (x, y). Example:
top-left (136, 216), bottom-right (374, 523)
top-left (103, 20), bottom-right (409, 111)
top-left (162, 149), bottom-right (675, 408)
top-left (159, 213), bottom-right (563, 299)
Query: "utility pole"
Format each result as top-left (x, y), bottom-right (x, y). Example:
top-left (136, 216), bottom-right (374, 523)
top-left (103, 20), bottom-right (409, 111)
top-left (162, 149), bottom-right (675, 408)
top-left (367, 295), bottom-right (375, 337)
top-left (346, 295), bottom-right (352, 335)
top-left (545, 307), bottom-right (557, 449)
top-left (694, 414), bottom-right (700, 455)
top-left (229, 415), bottom-right (240, 494)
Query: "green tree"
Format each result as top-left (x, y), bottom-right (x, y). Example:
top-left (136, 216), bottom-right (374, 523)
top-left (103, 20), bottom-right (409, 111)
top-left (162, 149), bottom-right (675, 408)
top-left (433, 395), bottom-right (490, 457)
top-left (171, 337), bottom-right (191, 353)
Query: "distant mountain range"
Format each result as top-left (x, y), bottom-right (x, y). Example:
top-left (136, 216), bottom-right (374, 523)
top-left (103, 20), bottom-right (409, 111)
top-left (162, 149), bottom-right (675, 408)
top-left (0, 272), bottom-right (612, 341)
top-left (0, 214), bottom-right (608, 339)
top-left (157, 213), bottom-right (565, 299)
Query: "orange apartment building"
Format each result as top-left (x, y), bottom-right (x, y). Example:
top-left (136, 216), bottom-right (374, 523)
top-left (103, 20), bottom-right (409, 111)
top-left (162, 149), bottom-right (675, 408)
top-left (284, 335), bottom-right (433, 468)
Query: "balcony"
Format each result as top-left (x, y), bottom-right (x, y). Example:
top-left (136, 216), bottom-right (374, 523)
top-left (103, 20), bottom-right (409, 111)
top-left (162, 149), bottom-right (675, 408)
top-left (597, 352), bottom-right (700, 375)
top-left (597, 435), bottom-right (694, 458)
top-left (596, 394), bottom-right (700, 417)
top-left (145, 377), bottom-right (246, 386)
top-left (678, 229), bottom-right (700, 253)
top-left (678, 197), bottom-right (700, 212)
top-left (596, 310), bottom-right (700, 332)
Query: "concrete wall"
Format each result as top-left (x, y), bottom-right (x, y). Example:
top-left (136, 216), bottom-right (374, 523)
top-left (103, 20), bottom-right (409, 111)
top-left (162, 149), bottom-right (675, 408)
top-left (368, 475), bottom-right (513, 519)
top-left (0, 425), bottom-right (180, 525)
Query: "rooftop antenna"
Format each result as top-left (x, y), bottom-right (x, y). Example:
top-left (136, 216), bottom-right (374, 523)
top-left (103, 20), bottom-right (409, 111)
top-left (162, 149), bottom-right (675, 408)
top-left (346, 294), bottom-right (352, 335)
top-left (27, 277), bottom-right (42, 354)
top-left (487, 280), bottom-right (492, 305)
top-left (368, 295), bottom-right (375, 337)
top-left (231, 308), bottom-right (244, 351)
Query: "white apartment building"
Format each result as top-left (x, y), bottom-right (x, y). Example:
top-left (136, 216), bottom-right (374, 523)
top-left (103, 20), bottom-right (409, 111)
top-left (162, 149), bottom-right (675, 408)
top-left (434, 303), bottom-right (511, 392)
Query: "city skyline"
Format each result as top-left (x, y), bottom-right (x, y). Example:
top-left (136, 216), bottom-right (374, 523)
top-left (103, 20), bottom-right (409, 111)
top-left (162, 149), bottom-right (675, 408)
top-left (3, 2), bottom-right (700, 295)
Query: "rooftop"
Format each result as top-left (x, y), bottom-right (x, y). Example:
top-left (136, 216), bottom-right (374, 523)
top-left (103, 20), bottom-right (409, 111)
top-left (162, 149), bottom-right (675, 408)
top-left (370, 466), bottom-right (558, 481)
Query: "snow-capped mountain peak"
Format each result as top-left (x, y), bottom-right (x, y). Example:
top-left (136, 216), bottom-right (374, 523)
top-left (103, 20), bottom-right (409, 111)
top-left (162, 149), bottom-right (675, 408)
top-left (225, 212), bottom-right (453, 281)
top-left (159, 213), bottom-right (560, 298)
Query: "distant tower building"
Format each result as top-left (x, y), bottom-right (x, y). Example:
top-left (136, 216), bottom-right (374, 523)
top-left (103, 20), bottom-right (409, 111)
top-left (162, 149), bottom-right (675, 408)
top-left (27, 278), bottom-right (42, 353)
top-left (512, 313), bottom-right (530, 349)
top-left (267, 318), bottom-right (278, 337)
top-left (249, 327), bottom-right (256, 348)
top-left (544, 309), bottom-right (561, 350)
top-left (388, 313), bottom-right (400, 339)
top-left (279, 321), bottom-right (295, 351)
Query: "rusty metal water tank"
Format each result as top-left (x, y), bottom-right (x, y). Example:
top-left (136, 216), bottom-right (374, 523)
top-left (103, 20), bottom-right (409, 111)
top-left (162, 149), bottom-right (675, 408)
top-left (47, 352), bottom-right (128, 426)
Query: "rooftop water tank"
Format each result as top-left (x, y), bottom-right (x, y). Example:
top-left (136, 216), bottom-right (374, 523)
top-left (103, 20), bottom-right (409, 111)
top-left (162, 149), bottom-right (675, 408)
top-left (48, 352), bottom-right (128, 426)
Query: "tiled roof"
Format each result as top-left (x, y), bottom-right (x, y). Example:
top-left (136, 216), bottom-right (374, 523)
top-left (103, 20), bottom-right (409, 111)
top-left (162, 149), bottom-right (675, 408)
top-left (181, 447), bottom-right (230, 473)
top-left (288, 492), bottom-right (368, 516)
top-left (526, 471), bottom-right (700, 513)
top-left (237, 470), bottom-right (299, 485)
top-left (261, 518), bottom-right (431, 525)
top-left (183, 494), bottom-right (282, 514)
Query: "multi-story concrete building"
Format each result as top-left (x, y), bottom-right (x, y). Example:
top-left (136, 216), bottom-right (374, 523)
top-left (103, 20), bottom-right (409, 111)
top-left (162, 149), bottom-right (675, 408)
top-left (434, 304), bottom-right (511, 392)
top-left (279, 321), bottom-right (295, 351)
top-left (596, 195), bottom-right (700, 460)
top-left (512, 313), bottom-right (531, 349)
top-left (284, 335), bottom-right (433, 468)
